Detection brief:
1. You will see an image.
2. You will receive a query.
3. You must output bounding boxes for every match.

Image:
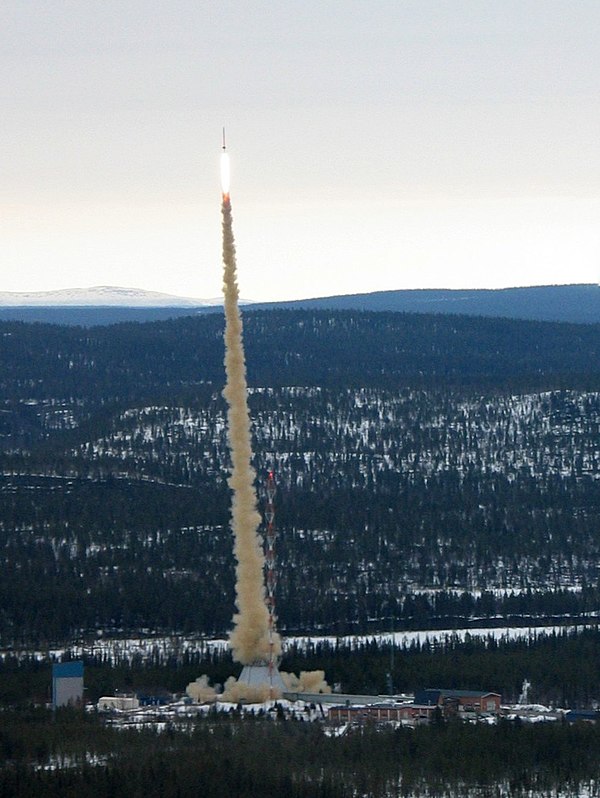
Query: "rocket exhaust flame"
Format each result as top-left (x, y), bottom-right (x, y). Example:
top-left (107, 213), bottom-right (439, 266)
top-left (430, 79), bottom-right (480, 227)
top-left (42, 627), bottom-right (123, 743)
top-left (220, 139), bottom-right (281, 665)
top-left (220, 127), bottom-right (230, 196)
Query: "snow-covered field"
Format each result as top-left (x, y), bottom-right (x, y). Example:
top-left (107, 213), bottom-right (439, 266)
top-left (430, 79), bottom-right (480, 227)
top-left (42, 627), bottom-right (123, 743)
top-left (286, 622), bottom-right (594, 651)
top-left (2, 622), bottom-right (593, 665)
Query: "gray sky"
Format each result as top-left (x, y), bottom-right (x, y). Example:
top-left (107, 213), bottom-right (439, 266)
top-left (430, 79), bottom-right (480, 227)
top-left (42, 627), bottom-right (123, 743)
top-left (2, 0), bottom-right (599, 301)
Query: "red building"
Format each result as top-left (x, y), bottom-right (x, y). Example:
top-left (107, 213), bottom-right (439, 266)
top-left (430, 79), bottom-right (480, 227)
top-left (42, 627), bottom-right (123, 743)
top-left (414, 689), bottom-right (501, 715)
top-left (328, 689), bottom-right (501, 727)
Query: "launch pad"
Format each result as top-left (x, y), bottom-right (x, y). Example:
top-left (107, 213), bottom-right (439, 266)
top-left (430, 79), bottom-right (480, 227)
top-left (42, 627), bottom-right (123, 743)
top-left (238, 661), bottom-right (287, 694)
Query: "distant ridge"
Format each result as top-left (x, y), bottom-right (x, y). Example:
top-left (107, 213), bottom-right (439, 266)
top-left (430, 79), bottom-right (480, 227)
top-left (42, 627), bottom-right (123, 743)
top-left (251, 284), bottom-right (600, 325)
top-left (0, 284), bottom-right (599, 326)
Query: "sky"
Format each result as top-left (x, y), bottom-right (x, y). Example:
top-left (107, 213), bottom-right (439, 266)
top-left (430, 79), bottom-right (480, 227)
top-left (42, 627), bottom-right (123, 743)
top-left (2, 1), bottom-right (600, 302)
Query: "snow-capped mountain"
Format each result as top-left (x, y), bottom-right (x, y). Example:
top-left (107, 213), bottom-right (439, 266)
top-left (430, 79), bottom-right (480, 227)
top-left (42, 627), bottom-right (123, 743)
top-left (0, 286), bottom-right (223, 307)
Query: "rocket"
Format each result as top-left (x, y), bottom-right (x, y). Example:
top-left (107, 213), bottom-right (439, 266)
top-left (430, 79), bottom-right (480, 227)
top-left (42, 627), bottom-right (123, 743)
top-left (220, 128), bottom-right (230, 195)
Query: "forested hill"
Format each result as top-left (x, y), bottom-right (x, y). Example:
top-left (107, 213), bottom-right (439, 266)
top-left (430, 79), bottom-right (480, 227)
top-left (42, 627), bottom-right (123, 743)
top-left (254, 283), bottom-right (600, 324)
top-left (3, 308), bottom-right (600, 642)
top-left (1, 309), bottom-right (600, 402)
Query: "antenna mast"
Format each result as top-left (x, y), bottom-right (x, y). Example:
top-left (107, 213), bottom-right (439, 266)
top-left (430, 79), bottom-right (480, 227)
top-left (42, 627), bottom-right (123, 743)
top-left (265, 470), bottom-right (278, 687)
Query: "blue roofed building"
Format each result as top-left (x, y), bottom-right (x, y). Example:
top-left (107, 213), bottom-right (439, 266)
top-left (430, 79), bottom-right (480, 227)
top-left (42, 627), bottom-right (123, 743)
top-left (52, 661), bottom-right (84, 708)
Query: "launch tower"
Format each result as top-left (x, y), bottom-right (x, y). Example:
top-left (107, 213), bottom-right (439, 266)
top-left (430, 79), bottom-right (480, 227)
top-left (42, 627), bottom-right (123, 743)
top-left (264, 470), bottom-right (279, 682)
top-left (237, 469), bottom-right (286, 695)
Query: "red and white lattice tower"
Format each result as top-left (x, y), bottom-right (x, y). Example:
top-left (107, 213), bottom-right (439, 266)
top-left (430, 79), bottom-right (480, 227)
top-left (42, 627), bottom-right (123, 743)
top-left (237, 469), bottom-right (286, 695)
top-left (264, 469), bottom-right (278, 680)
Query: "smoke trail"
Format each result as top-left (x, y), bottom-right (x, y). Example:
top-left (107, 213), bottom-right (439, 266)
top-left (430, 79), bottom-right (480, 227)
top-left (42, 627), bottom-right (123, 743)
top-left (221, 192), bottom-right (282, 665)
top-left (184, 146), bottom-right (331, 700)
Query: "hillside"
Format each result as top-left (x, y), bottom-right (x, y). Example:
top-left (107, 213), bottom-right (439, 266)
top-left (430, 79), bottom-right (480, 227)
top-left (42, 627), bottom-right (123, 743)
top-left (1, 309), bottom-right (600, 641)
top-left (256, 283), bottom-right (600, 324)
top-left (1, 310), bottom-right (599, 402)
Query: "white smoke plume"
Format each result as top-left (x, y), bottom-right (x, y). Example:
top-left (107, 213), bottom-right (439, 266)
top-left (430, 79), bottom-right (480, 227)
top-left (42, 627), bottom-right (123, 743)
top-left (184, 151), bottom-right (331, 703)
top-left (221, 192), bottom-right (282, 664)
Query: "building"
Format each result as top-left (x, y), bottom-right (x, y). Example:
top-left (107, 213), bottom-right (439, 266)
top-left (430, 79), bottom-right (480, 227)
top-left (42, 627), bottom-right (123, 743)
top-left (328, 689), bottom-right (501, 727)
top-left (135, 688), bottom-right (174, 706)
top-left (329, 702), bottom-right (437, 726)
top-left (97, 696), bottom-right (140, 711)
top-left (52, 661), bottom-right (84, 708)
top-left (414, 689), bottom-right (501, 715)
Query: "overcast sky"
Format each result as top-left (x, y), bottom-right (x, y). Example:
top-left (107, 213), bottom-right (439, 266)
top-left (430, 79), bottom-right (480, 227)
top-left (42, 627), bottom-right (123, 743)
top-left (2, 1), bottom-right (599, 301)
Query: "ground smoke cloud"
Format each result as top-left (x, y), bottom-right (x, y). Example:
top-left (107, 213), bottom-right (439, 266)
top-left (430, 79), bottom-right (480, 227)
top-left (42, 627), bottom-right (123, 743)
top-left (280, 670), bottom-right (331, 694)
top-left (185, 671), bottom-right (331, 704)
top-left (186, 675), bottom-right (217, 703)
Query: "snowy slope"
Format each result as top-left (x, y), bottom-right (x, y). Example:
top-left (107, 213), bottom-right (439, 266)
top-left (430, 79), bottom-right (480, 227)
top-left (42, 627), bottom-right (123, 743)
top-left (0, 286), bottom-right (222, 307)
